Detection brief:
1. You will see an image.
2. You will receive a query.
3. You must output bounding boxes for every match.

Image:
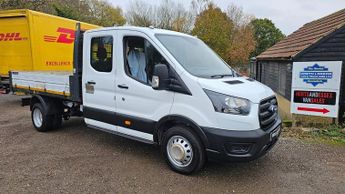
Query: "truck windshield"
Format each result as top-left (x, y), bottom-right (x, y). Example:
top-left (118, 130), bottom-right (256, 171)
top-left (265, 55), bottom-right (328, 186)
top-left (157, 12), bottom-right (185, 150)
top-left (156, 34), bottom-right (235, 78)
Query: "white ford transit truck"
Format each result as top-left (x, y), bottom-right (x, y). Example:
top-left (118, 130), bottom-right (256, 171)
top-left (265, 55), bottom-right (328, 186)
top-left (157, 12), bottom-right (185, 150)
top-left (10, 25), bottom-right (281, 174)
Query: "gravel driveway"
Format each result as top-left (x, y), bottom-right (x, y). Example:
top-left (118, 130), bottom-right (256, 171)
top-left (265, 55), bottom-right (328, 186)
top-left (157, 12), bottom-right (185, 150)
top-left (0, 95), bottom-right (344, 194)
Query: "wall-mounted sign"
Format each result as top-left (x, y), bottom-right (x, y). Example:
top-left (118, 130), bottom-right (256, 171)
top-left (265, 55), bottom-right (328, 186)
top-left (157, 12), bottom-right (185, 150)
top-left (291, 61), bottom-right (342, 118)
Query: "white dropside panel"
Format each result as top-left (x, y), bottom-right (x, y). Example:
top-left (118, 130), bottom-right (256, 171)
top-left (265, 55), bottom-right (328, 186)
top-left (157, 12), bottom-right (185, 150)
top-left (11, 71), bottom-right (72, 96)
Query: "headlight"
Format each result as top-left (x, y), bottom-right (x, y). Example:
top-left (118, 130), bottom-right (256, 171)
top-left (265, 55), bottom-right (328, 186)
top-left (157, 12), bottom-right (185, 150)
top-left (204, 89), bottom-right (251, 115)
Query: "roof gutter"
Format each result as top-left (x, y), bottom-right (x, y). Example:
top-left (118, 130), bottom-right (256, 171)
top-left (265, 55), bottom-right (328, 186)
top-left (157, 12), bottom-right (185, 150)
top-left (256, 57), bottom-right (293, 61)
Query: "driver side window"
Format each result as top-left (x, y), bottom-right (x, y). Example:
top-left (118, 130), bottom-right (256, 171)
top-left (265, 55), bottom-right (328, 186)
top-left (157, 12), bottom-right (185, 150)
top-left (124, 36), bottom-right (169, 84)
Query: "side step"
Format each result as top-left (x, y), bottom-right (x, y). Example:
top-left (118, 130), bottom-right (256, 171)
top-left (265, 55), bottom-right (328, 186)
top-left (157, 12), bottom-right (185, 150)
top-left (87, 124), bottom-right (156, 145)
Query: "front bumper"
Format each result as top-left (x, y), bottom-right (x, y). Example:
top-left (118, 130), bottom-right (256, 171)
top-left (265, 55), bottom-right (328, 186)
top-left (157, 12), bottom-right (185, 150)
top-left (202, 118), bottom-right (282, 162)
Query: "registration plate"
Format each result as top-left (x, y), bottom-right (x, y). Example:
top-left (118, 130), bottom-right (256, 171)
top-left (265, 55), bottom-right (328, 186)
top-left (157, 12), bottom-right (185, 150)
top-left (270, 126), bottom-right (281, 141)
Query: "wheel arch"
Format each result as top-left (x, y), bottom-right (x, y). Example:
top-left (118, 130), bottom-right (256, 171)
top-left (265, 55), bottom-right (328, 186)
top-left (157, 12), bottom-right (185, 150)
top-left (30, 95), bottom-right (46, 111)
top-left (155, 115), bottom-right (208, 147)
top-left (30, 95), bottom-right (63, 115)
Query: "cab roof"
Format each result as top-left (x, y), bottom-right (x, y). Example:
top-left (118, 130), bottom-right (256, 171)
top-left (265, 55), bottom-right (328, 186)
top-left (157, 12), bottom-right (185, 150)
top-left (85, 26), bottom-right (195, 39)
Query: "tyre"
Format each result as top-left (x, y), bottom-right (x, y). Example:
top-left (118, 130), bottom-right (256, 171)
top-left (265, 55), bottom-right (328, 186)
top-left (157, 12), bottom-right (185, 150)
top-left (52, 114), bottom-right (62, 129)
top-left (162, 126), bottom-right (206, 174)
top-left (31, 103), bottom-right (54, 132)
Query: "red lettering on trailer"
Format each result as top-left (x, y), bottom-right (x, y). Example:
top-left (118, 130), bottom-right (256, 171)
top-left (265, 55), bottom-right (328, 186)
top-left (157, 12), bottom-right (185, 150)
top-left (44, 27), bottom-right (75, 44)
top-left (4, 33), bottom-right (15, 41)
top-left (56, 28), bottom-right (75, 44)
top-left (46, 61), bottom-right (72, 66)
top-left (43, 35), bottom-right (57, 42)
top-left (0, 33), bottom-right (26, 41)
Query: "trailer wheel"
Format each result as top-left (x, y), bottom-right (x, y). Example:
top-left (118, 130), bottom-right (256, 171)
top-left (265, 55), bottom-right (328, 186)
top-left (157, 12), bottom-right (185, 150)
top-left (162, 126), bottom-right (206, 174)
top-left (31, 103), bottom-right (54, 132)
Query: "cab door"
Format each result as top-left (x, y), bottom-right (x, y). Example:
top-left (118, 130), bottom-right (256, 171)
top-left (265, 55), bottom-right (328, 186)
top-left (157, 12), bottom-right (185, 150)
top-left (114, 30), bottom-right (175, 141)
top-left (82, 31), bottom-right (117, 129)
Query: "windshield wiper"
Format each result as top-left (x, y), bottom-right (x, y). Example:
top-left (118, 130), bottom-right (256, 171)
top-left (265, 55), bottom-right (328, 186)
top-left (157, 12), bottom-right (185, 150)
top-left (210, 74), bottom-right (234, 79)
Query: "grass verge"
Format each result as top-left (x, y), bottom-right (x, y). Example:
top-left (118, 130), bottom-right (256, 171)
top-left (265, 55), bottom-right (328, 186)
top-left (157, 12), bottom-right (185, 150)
top-left (282, 125), bottom-right (345, 146)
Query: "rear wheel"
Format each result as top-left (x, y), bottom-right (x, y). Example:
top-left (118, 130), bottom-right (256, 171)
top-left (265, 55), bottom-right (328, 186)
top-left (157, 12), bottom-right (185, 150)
top-left (31, 103), bottom-right (62, 132)
top-left (32, 103), bottom-right (52, 132)
top-left (162, 126), bottom-right (206, 174)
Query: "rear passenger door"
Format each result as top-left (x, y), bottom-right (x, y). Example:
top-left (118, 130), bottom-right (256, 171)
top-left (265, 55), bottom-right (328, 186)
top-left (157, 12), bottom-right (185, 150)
top-left (82, 31), bottom-right (117, 128)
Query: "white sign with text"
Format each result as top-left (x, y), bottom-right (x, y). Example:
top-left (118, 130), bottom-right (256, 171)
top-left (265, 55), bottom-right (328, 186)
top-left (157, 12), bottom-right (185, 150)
top-left (291, 61), bottom-right (342, 118)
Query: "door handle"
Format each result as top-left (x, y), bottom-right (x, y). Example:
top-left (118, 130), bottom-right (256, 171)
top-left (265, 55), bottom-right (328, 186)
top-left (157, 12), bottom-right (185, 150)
top-left (87, 81), bottom-right (96, 85)
top-left (117, 84), bottom-right (129, 89)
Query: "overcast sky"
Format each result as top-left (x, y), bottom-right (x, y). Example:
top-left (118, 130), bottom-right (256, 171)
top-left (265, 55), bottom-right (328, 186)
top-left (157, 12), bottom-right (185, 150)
top-left (108, 0), bottom-right (345, 35)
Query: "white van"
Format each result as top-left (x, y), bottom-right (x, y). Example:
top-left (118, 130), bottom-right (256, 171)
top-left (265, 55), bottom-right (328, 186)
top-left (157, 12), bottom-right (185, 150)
top-left (10, 26), bottom-right (281, 174)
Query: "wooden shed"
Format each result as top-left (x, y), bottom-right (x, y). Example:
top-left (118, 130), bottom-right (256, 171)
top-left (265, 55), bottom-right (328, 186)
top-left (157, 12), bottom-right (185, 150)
top-left (251, 8), bottom-right (345, 121)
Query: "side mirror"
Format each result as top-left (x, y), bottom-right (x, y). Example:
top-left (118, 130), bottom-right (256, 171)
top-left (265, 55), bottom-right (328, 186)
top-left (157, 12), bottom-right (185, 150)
top-left (152, 64), bottom-right (169, 90)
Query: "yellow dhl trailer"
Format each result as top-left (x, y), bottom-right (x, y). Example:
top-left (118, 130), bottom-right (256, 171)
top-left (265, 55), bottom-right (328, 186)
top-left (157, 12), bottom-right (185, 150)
top-left (0, 9), bottom-right (99, 93)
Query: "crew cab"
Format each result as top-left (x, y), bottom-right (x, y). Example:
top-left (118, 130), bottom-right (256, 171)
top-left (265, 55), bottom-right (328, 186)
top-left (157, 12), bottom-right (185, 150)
top-left (10, 25), bottom-right (281, 174)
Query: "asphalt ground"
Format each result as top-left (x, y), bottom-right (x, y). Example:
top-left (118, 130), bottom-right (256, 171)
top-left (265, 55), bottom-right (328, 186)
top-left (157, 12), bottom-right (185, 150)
top-left (0, 95), bottom-right (344, 193)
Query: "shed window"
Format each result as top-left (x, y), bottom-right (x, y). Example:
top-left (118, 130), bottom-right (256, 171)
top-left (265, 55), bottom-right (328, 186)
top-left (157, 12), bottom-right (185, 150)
top-left (259, 61), bottom-right (289, 98)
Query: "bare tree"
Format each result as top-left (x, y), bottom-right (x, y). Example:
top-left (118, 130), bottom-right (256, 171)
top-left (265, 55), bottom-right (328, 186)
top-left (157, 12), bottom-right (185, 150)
top-left (126, 0), bottom-right (194, 33)
top-left (172, 3), bottom-right (194, 32)
top-left (190, 0), bottom-right (210, 15)
top-left (126, 0), bottom-right (154, 27)
top-left (227, 3), bottom-right (254, 27)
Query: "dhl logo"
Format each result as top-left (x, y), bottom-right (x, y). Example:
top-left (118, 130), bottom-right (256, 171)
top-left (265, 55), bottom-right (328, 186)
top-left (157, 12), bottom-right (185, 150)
top-left (44, 27), bottom-right (75, 44)
top-left (0, 33), bottom-right (27, 41)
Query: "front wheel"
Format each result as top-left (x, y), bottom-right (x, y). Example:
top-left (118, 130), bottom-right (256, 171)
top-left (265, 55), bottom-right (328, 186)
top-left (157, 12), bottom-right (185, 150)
top-left (162, 126), bottom-right (206, 174)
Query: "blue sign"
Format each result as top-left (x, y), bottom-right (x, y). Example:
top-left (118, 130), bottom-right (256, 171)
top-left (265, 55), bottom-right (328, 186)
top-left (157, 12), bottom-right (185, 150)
top-left (299, 64), bottom-right (333, 86)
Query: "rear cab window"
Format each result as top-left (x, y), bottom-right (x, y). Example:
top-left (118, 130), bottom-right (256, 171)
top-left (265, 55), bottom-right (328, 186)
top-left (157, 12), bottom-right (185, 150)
top-left (90, 36), bottom-right (113, 72)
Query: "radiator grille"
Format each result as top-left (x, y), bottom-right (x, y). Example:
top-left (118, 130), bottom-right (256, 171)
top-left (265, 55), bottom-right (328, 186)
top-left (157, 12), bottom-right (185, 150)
top-left (259, 96), bottom-right (278, 131)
